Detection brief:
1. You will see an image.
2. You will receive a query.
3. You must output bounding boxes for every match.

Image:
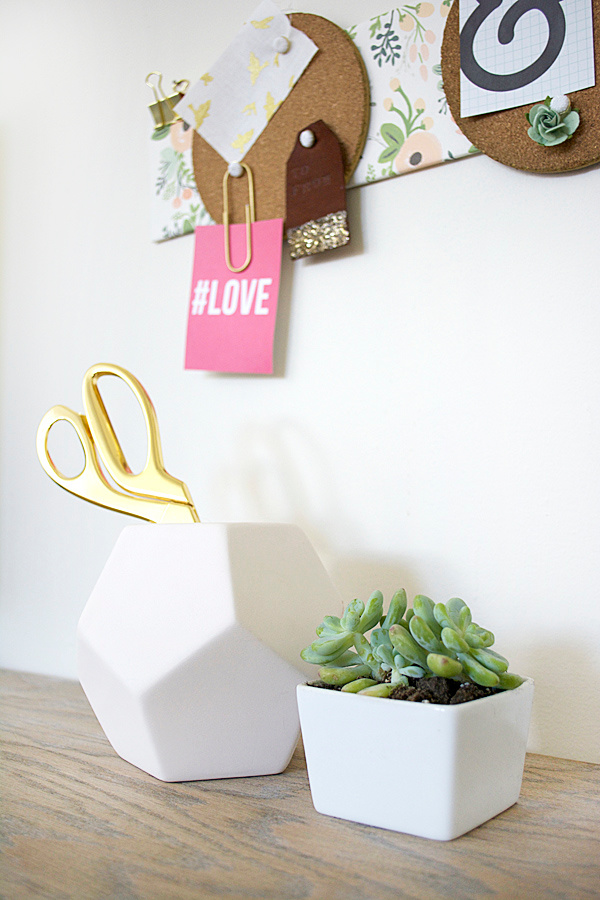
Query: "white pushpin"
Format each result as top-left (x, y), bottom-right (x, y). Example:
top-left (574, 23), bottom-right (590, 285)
top-left (273, 35), bottom-right (291, 53)
top-left (550, 95), bottom-right (571, 117)
top-left (299, 129), bottom-right (316, 148)
top-left (228, 161), bottom-right (244, 177)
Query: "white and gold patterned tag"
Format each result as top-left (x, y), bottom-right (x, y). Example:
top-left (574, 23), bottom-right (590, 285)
top-left (175, 0), bottom-right (317, 164)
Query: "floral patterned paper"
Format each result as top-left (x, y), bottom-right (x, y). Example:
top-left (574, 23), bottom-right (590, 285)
top-left (149, 120), bottom-right (214, 243)
top-left (347, 2), bottom-right (478, 187)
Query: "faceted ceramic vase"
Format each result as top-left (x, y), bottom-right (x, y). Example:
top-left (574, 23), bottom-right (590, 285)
top-left (297, 678), bottom-right (534, 840)
top-left (78, 522), bottom-right (341, 782)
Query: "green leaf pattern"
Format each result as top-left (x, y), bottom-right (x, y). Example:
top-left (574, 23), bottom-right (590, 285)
top-left (347, 3), bottom-right (479, 187)
top-left (150, 125), bottom-right (213, 242)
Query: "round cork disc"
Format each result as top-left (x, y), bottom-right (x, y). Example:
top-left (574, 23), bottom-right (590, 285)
top-left (192, 13), bottom-right (370, 226)
top-left (441, 0), bottom-right (600, 173)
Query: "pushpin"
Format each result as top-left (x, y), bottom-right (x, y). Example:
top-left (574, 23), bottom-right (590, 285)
top-left (299, 129), bottom-right (316, 148)
top-left (273, 35), bottom-right (291, 53)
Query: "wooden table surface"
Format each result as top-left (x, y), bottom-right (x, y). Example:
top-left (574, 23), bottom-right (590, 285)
top-left (1, 670), bottom-right (599, 900)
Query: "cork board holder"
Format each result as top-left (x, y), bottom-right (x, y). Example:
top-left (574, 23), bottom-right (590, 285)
top-left (192, 13), bottom-right (370, 227)
top-left (441, 0), bottom-right (600, 173)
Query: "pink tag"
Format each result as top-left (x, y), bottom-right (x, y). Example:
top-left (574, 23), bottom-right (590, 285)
top-left (185, 219), bottom-right (283, 374)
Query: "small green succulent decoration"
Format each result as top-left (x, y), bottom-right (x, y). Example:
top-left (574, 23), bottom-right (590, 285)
top-left (301, 590), bottom-right (524, 698)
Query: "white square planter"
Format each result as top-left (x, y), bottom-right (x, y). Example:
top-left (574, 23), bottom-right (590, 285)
top-left (297, 678), bottom-right (534, 840)
top-left (77, 522), bottom-right (342, 782)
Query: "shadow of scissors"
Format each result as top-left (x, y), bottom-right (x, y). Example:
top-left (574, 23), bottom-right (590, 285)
top-left (36, 363), bottom-right (199, 524)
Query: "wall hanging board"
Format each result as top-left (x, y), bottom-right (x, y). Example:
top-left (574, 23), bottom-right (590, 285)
top-left (441, 0), bottom-right (600, 173)
top-left (192, 13), bottom-right (370, 226)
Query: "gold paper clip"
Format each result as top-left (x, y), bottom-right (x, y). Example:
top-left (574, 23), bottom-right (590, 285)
top-left (146, 72), bottom-right (189, 130)
top-left (223, 163), bottom-right (255, 273)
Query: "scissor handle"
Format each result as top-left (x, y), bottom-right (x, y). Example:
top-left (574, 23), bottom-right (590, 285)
top-left (36, 405), bottom-right (198, 523)
top-left (35, 406), bottom-right (141, 519)
top-left (82, 363), bottom-right (195, 509)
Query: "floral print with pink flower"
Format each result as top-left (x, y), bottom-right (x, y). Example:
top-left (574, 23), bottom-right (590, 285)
top-left (149, 121), bottom-right (213, 242)
top-left (347, 2), bottom-right (477, 187)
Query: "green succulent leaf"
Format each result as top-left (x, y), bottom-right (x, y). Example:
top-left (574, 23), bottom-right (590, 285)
top-left (353, 633), bottom-right (379, 675)
top-left (397, 665), bottom-right (426, 678)
top-left (464, 624), bottom-right (495, 648)
top-left (427, 653), bottom-right (463, 678)
top-left (319, 615), bottom-right (343, 634)
top-left (393, 652), bottom-right (408, 670)
top-left (389, 624), bottom-right (429, 668)
top-left (433, 602), bottom-right (455, 631)
top-left (301, 646), bottom-right (331, 664)
top-left (470, 647), bottom-right (509, 674)
top-left (341, 599), bottom-right (364, 632)
top-left (497, 672), bottom-right (525, 690)
top-left (318, 664), bottom-right (372, 685)
top-left (413, 595), bottom-right (440, 636)
top-left (409, 615), bottom-right (445, 654)
top-left (310, 633), bottom-right (356, 659)
top-left (353, 633), bottom-right (370, 654)
top-left (359, 591), bottom-right (384, 632)
top-left (457, 653), bottom-right (500, 687)
top-left (447, 597), bottom-right (469, 628)
top-left (381, 589), bottom-right (407, 628)
top-left (370, 628), bottom-right (391, 650)
top-left (341, 677), bottom-right (378, 692)
top-left (441, 627), bottom-right (470, 654)
top-left (457, 604), bottom-right (472, 632)
top-left (327, 650), bottom-right (363, 667)
top-left (358, 683), bottom-right (395, 697)
top-left (373, 643), bottom-right (394, 667)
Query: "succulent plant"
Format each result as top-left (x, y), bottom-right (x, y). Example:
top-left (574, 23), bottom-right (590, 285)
top-left (301, 591), bottom-right (523, 696)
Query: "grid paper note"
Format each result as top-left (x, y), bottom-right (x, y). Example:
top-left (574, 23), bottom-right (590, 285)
top-left (459, 0), bottom-right (595, 117)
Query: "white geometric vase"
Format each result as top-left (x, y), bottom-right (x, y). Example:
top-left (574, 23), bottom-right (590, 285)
top-left (78, 522), bottom-right (341, 782)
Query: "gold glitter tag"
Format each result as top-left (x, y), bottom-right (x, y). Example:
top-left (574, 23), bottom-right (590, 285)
top-left (287, 211), bottom-right (349, 259)
top-left (286, 120), bottom-right (349, 260)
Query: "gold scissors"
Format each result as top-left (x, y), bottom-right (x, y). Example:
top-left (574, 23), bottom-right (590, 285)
top-left (36, 363), bottom-right (199, 524)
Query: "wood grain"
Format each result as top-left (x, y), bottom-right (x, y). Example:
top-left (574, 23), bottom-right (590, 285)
top-left (1, 669), bottom-right (599, 899)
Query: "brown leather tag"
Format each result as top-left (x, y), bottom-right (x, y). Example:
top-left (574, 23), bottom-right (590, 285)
top-left (286, 120), bottom-right (350, 259)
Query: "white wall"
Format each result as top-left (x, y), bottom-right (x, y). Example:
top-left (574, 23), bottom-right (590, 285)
top-left (1, 0), bottom-right (599, 764)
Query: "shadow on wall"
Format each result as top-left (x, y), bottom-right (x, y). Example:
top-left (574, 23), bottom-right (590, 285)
top-left (525, 641), bottom-right (600, 764)
top-left (211, 417), bottom-right (422, 606)
top-left (209, 418), bottom-right (600, 764)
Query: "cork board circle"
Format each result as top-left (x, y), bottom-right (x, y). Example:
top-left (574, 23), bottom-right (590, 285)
top-left (192, 13), bottom-right (370, 226)
top-left (441, 0), bottom-right (600, 173)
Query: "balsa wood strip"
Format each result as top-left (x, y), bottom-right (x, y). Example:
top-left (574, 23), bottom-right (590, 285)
top-left (1, 669), bottom-right (598, 899)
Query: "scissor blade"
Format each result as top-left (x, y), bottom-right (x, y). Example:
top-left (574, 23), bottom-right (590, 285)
top-left (83, 363), bottom-right (199, 512)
